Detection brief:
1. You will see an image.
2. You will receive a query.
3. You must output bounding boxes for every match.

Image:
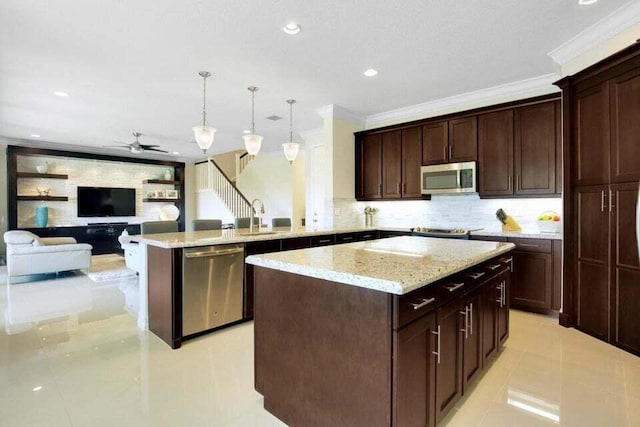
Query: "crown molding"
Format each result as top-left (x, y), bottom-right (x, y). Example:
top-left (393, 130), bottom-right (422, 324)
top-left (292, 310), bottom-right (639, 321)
top-left (365, 73), bottom-right (559, 129)
top-left (316, 104), bottom-right (365, 126)
top-left (299, 128), bottom-right (325, 143)
top-left (548, 1), bottom-right (640, 67)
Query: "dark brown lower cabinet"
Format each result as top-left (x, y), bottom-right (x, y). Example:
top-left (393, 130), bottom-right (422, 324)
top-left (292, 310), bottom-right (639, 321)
top-left (434, 300), bottom-right (464, 423)
top-left (511, 251), bottom-right (552, 313)
top-left (461, 288), bottom-right (483, 392)
top-left (497, 268), bottom-right (511, 345)
top-left (481, 276), bottom-right (498, 365)
top-left (393, 312), bottom-right (437, 427)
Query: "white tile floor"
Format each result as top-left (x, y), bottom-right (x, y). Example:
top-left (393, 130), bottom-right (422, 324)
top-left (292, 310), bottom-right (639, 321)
top-left (1, 260), bottom-right (639, 427)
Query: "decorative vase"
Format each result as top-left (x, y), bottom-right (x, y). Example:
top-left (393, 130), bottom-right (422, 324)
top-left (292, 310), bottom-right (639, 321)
top-left (35, 206), bottom-right (48, 227)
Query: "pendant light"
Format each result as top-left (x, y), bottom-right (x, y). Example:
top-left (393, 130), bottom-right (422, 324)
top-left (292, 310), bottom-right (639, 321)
top-left (243, 87), bottom-right (263, 156)
top-left (192, 71), bottom-right (217, 154)
top-left (282, 99), bottom-right (299, 164)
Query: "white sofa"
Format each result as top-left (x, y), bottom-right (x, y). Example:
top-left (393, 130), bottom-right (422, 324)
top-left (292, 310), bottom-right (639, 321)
top-left (3, 230), bottom-right (93, 280)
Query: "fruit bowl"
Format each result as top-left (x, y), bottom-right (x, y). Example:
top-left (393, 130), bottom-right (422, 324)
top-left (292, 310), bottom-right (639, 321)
top-left (537, 211), bottom-right (561, 233)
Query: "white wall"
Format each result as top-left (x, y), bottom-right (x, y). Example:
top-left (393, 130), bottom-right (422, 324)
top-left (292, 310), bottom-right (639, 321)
top-left (291, 149), bottom-right (306, 228)
top-left (195, 191), bottom-right (235, 226)
top-left (235, 151), bottom-right (294, 226)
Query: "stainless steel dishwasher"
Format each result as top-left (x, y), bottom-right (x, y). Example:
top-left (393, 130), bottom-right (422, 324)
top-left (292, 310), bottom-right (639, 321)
top-left (182, 244), bottom-right (244, 336)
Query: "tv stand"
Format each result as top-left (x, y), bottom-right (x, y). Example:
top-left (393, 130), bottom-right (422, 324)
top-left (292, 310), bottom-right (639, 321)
top-left (22, 223), bottom-right (141, 255)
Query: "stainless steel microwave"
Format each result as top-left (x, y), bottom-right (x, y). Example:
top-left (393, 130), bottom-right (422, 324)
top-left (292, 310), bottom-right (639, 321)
top-left (420, 161), bottom-right (477, 195)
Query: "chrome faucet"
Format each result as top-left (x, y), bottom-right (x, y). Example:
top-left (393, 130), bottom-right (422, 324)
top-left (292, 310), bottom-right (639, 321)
top-left (250, 198), bottom-right (265, 233)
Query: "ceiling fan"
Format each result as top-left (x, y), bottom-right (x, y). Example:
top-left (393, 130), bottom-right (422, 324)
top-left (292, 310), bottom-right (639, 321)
top-left (104, 132), bottom-right (167, 154)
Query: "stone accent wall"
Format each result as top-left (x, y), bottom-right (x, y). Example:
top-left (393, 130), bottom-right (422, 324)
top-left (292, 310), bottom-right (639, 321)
top-left (17, 155), bottom-right (178, 228)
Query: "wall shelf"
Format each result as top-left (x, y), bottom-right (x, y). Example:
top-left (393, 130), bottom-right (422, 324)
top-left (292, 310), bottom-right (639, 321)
top-left (143, 198), bottom-right (180, 203)
top-left (143, 179), bottom-right (180, 185)
top-left (17, 196), bottom-right (69, 201)
top-left (17, 172), bottom-right (69, 179)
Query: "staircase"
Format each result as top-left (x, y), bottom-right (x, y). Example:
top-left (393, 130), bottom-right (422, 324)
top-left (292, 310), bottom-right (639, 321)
top-left (235, 151), bottom-right (252, 179)
top-left (195, 158), bottom-right (252, 219)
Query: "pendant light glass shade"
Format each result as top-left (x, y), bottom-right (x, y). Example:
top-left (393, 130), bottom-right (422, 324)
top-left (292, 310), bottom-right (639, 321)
top-left (193, 71), bottom-right (216, 154)
top-left (243, 133), bottom-right (263, 156)
top-left (282, 99), bottom-right (299, 164)
top-left (243, 87), bottom-right (263, 156)
top-left (282, 141), bottom-right (299, 163)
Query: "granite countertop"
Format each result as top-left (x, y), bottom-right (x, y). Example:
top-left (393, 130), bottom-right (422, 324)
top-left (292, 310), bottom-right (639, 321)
top-left (470, 229), bottom-right (563, 240)
top-left (246, 236), bottom-right (515, 295)
top-left (133, 226), bottom-right (384, 249)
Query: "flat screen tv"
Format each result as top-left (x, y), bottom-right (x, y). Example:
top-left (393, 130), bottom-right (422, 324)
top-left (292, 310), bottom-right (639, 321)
top-left (77, 187), bottom-right (136, 217)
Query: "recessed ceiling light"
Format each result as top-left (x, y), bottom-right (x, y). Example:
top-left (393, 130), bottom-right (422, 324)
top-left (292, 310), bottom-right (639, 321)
top-left (283, 22), bottom-right (301, 35)
top-left (578, 0), bottom-right (598, 4)
top-left (32, 386), bottom-right (43, 392)
top-left (172, 151), bottom-right (180, 155)
top-left (54, 91), bottom-right (69, 97)
top-left (31, 134), bottom-right (40, 138)
top-left (364, 69), bottom-right (378, 77)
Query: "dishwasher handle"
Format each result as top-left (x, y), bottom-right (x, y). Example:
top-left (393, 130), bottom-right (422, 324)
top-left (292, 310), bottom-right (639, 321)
top-left (184, 247), bottom-right (244, 259)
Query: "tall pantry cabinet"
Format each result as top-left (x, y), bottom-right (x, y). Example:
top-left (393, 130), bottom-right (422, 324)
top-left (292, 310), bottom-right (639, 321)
top-left (556, 41), bottom-right (640, 356)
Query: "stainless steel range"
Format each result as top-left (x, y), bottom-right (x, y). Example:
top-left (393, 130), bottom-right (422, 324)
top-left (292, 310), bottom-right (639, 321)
top-left (410, 227), bottom-right (471, 240)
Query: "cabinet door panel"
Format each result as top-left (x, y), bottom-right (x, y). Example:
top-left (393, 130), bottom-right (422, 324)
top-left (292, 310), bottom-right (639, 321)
top-left (610, 68), bottom-right (640, 184)
top-left (423, 122), bottom-right (448, 165)
top-left (575, 185), bottom-right (610, 341)
top-left (574, 82), bottom-right (610, 186)
top-left (515, 101), bottom-right (556, 194)
top-left (481, 279), bottom-right (498, 364)
top-left (449, 117), bottom-right (478, 163)
top-left (478, 110), bottom-right (514, 196)
top-left (435, 300), bottom-right (463, 423)
top-left (612, 183), bottom-right (640, 354)
top-left (498, 270), bottom-right (510, 346)
top-left (393, 313), bottom-right (437, 427)
top-left (362, 134), bottom-right (383, 199)
top-left (462, 289), bottom-right (482, 392)
top-left (402, 127), bottom-right (423, 198)
top-left (555, 100), bottom-right (563, 194)
top-left (511, 251), bottom-right (552, 312)
top-left (383, 131), bottom-right (402, 199)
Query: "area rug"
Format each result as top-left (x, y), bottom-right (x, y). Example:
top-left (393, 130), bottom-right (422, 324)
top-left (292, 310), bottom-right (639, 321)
top-left (88, 254), bottom-right (137, 282)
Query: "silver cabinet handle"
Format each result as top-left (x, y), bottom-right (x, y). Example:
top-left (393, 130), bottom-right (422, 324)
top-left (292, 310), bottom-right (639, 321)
top-left (448, 144), bottom-right (452, 160)
top-left (508, 175), bottom-right (512, 191)
top-left (410, 297), bottom-right (435, 310)
top-left (516, 175), bottom-right (521, 191)
top-left (341, 236), bottom-right (353, 241)
top-left (443, 145), bottom-right (447, 161)
top-left (517, 243), bottom-right (539, 248)
top-left (445, 282), bottom-right (465, 292)
top-left (601, 190), bottom-right (606, 212)
top-left (609, 189), bottom-right (615, 212)
top-left (185, 248), bottom-right (244, 258)
top-left (459, 307), bottom-right (468, 339)
top-left (496, 281), bottom-right (504, 307)
top-left (432, 325), bottom-right (441, 364)
top-left (486, 264), bottom-right (501, 270)
top-left (318, 239), bottom-right (332, 244)
top-left (502, 280), bottom-right (506, 307)
top-left (468, 271), bottom-right (485, 280)
top-left (469, 303), bottom-right (473, 336)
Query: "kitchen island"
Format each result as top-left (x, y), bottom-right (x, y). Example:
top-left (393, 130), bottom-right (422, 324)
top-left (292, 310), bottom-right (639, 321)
top-left (246, 236), bottom-right (514, 427)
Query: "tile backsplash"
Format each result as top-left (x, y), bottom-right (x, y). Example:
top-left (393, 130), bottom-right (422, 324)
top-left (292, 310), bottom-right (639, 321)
top-left (17, 155), bottom-right (178, 228)
top-left (333, 195), bottom-right (563, 234)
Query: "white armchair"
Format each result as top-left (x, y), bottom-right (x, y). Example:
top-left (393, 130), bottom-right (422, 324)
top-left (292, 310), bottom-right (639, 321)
top-left (3, 230), bottom-right (93, 280)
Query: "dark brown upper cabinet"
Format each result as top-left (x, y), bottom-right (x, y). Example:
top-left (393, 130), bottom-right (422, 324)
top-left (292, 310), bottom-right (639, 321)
top-left (448, 117), bottom-right (478, 163)
top-left (401, 126), bottom-right (423, 198)
top-left (360, 133), bottom-right (383, 200)
top-left (478, 110), bottom-right (514, 196)
top-left (610, 67), bottom-right (640, 184)
top-left (574, 82), bottom-right (611, 186)
top-left (514, 101), bottom-right (558, 195)
top-left (382, 131), bottom-right (402, 199)
top-left (478, 100), bottom-right (560, 198)
top-left (422, 121), bottom-right (449, 165)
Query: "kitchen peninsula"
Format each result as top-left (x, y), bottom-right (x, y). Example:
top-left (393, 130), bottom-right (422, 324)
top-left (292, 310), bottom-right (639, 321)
top-left (247, 236), bottom-right (514, 426)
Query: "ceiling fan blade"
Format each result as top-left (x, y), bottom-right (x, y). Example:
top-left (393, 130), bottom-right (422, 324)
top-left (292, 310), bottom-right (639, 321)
top-left (144, 147), bottom-right (168, 153)
top-left (140, 144), bottom-right (160, 149)
top-left (103, 145), bottom-right (130, 149)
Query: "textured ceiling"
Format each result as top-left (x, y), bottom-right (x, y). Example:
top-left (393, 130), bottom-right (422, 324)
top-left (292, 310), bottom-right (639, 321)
top-left (0, 0), bottom-right (632, 160)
